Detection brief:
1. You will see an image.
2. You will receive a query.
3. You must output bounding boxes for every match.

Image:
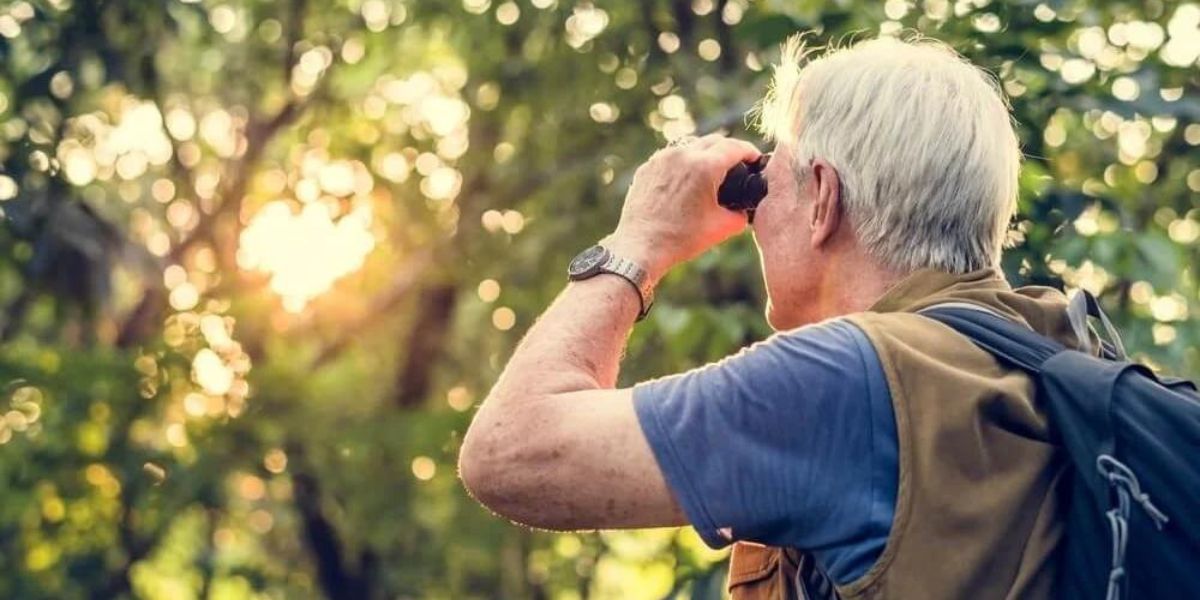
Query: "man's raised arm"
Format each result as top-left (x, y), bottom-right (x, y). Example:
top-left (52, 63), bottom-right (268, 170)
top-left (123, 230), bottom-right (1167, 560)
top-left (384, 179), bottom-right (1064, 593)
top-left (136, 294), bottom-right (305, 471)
top-left (458, 135), bottom-right (760, 530)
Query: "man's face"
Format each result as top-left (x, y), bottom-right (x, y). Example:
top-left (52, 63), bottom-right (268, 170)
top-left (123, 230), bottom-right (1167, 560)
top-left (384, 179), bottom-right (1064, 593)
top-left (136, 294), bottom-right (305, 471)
top-left (750, 142), bottom-right (823, 331)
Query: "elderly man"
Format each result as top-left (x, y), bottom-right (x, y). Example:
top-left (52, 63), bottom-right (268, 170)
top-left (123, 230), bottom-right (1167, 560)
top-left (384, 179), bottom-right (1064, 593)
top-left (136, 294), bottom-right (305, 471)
top-left (460, 36), bottom-right (1075, 599)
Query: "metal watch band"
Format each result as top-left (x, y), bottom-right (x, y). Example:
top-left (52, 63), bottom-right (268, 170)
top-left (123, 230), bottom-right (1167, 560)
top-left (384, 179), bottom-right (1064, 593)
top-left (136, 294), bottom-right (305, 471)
top-left (600, 252), bottom-right (655, 320)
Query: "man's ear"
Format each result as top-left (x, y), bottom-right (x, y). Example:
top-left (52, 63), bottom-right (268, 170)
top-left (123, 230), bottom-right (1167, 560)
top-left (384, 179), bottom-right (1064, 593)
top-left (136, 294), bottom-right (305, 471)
top-left (809, 158), bottom-right (842, 249)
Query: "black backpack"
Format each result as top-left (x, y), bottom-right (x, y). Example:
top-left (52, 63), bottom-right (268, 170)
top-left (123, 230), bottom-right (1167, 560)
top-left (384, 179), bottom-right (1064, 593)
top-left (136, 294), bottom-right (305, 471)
top-left (924, 292), bottom-right (1200, 600)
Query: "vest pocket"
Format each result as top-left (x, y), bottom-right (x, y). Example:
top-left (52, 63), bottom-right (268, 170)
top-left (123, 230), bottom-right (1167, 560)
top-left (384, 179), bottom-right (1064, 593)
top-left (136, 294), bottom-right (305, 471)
top-left (727, 543), bottom-right (787, 599)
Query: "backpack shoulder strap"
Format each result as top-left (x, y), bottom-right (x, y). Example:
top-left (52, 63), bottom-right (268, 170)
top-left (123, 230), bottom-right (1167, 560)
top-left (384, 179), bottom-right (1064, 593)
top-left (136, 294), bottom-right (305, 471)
top-left (919, 304), bottom-right (1065, 374)
top-left (1068, 290), bottom-right (1127, 360)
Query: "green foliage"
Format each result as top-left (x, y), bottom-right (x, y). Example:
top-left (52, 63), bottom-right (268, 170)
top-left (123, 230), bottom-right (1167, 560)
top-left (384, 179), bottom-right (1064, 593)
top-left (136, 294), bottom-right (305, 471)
top-left (0, 0), bottom-right (1195, 598)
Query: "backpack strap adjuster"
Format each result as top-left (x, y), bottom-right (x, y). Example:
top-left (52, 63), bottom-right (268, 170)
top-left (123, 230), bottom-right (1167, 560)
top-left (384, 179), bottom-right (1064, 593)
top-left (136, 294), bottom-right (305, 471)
top-left (1097, 455), bottom-right (1170, 530)
top-left (1096, 454), bottom-right (1170, 600)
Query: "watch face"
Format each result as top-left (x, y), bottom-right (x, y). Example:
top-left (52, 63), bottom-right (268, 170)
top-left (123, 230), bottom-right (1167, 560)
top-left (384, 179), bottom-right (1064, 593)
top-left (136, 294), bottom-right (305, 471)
top-left (568, 245), bottom-right (609, 279)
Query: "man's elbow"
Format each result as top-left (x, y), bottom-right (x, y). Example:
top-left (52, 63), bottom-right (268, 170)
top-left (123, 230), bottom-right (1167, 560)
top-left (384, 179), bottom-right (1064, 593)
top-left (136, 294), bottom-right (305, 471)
top-left (458, 419), bottom-right (569, 530)
top-left (458, 428), bottom-right (503, 510)
top-left (459, 424), bottom-right (528, 521)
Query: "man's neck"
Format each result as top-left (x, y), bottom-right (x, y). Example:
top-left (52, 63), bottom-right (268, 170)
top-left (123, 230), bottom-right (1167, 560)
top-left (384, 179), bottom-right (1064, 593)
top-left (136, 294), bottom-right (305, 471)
top-left (796, 259), bottom-right (908, 325)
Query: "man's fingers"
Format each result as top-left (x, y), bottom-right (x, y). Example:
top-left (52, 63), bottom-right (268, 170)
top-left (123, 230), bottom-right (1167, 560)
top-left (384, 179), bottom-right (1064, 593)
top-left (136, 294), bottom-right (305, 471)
top-left (676, 133), bottom-right (761, 166)
top-left (654, 134), bottom-right (762, 186)
top-left (707, 137), bottom-right (762, 165)
top-left (690, 132), bottom-right (728, 151)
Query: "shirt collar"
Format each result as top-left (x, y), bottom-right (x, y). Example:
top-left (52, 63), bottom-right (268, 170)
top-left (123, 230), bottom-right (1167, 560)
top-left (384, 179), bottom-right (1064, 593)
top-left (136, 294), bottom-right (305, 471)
top-left (867, 267), bottom-right (1011, 313)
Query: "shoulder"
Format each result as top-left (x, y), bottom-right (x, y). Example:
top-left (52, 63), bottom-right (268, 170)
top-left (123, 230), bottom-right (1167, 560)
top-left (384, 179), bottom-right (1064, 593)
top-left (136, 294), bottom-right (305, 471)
top-left (767, 317), bottom-right (876, 361)
top-left (634, 317), bottom-right (885, 411)
top-left (757, 318), bottom-right (888, 395)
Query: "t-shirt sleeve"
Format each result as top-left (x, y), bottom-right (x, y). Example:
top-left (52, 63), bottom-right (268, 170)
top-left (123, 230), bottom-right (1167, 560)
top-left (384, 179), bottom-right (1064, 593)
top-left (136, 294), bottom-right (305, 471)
top-left (633, 318), bottom-right (894, 555)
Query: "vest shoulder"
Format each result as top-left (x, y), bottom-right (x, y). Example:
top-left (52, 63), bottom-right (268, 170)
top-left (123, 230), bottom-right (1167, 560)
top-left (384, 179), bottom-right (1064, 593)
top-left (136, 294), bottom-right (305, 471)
top-left (843, 311), bottom-right (946, 338)
top-left (841, 312), bottom-right (1014, 380)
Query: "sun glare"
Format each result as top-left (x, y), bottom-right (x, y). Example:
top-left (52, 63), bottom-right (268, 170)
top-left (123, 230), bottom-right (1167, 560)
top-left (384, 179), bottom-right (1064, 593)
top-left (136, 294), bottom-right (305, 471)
top-left (237, 200), bottom-right (377, 312)
top-left (192, 348), bottom-right (234, 396)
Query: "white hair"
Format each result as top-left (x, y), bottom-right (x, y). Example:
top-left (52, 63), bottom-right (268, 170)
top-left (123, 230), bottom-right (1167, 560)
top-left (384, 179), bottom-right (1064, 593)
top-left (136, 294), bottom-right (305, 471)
top-left (755, 34), bottom-right (1021, 274)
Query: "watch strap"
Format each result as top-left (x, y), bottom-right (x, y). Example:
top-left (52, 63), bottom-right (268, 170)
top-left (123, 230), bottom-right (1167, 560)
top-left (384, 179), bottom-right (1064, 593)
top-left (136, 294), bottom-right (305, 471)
top-left (600, 252), bottom-right (655, 321)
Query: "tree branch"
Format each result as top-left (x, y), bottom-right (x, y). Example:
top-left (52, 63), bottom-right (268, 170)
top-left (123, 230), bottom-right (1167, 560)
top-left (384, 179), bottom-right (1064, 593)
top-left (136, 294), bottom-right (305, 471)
top-left (171, 0), bottom-right (313, 264)
top-left (142, 27), bottom-right (199, 210)
top-left (309, 250), bottom-right (433, 369)
top-left (640, 0), bottom-right (666, 65)
top-left (715, 0), bottom-right (737, 73)
top-left (283, 0), bottom-right (309, 83)
top-left (169, 93), bottom-right (309, 265)
top-left (118, 0), bottom-right (318, 346)
top-left (670, 0), bottom-right (697, 48)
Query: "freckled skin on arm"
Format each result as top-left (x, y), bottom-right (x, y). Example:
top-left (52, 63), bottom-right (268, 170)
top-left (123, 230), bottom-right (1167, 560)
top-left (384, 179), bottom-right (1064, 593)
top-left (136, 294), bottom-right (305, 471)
top-left (458, 135), bottom-right (761, 531)
top-left (459, 275), bottom-right (687, 530)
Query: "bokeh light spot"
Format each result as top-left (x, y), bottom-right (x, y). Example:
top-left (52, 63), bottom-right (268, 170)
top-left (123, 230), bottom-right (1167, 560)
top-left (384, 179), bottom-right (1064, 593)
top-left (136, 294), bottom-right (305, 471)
top-left (697, 39), bottom-right (722, 61)
top-left (446, 386), bottom-right (474, 411)
top-left (412, 456), bottom-right (436, 480)
top-left (477, 279), bottom-right (501, 302)
top-left (496, 1), bottom-right (520, 25)
top-left (492, 307), bottom-right (516, 331)
top-left (0, 175), bottom-right (18, 200)
top-left (264, 449), bottom-right (288, 474)
top-left (193, 348), bottom-right (234, 395)
top-left (657, 32), bottom-right (680, 54)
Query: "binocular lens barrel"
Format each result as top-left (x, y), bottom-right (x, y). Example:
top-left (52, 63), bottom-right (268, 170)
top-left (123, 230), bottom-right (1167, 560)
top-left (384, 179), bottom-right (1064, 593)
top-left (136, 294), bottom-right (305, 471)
top-left (717, 153), bottom-right (770, 212)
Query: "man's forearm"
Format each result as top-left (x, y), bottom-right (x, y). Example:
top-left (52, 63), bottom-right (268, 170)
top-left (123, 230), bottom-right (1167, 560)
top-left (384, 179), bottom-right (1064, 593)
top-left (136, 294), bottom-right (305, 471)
top-left (460, 270), bottom-right (689, 529)
top-left (459, 269), bottom-right (666, 526)
top-left (488, 274), bottom-right (643, 403)
top-left (483, 231), bottom-right (667, 403)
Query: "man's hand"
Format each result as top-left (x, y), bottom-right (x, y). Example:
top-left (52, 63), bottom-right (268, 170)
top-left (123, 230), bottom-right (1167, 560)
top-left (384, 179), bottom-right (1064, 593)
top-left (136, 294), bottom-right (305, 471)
top-left (605, 134), bottom-right (763, 283)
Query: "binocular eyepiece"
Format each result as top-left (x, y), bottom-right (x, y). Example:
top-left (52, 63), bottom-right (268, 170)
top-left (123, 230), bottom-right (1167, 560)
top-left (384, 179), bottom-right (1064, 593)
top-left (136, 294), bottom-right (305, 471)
top-left (717, 153), bottom-right (770, 218)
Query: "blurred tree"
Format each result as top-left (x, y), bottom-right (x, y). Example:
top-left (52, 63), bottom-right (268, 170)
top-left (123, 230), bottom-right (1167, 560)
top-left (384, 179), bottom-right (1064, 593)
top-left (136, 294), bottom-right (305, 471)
top-left (0, 0), bottom-right (1195, 598)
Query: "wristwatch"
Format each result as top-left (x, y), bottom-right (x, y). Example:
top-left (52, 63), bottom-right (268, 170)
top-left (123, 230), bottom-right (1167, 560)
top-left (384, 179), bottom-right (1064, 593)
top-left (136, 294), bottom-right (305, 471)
top-left (567, 245), bottom-right (654, 320)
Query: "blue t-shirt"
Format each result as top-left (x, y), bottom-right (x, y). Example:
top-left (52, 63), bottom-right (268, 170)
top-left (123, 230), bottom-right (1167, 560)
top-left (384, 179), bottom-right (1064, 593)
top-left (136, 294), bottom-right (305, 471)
top-left (632, 318), bottom-right (897, 585)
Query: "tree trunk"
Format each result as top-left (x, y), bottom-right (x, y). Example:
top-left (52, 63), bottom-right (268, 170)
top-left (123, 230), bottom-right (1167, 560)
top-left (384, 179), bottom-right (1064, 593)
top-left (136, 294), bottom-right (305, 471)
top-left (291, 454), bottom-right (372, 600)
top-left (391, 284), bottom-right (459, 409)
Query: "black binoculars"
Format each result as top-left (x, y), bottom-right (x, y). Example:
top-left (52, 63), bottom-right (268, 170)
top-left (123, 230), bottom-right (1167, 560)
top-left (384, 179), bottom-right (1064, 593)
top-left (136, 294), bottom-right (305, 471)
top-left (717, 153), bottom-right (770, 220)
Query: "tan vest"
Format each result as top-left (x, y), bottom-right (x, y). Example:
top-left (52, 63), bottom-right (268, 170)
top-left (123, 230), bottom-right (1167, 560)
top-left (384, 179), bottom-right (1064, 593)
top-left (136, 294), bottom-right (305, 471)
top-left (728, 268), bottom-right (1081, 600)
